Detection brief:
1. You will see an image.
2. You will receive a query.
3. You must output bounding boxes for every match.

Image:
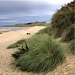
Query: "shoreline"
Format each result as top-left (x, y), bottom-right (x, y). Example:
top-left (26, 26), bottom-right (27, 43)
top-left (0, 27), bottom-right (28, 33)
top-left (0, 29), bottom-right (12, 33)
top-left (0, 27), bottom-right (33, 34)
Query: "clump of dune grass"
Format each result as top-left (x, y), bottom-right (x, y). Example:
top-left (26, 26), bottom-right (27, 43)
top-left (13, 34), bottom-right (65, 73)
top-left (51, 1), bottom-right (74, 29)
top-left (69, 40), bottom-right (75, 55)
top-left (62, 24), bottom-right (75, 42)
top-left (37, 25), bottom-right (57, 37)
top-left (37, 26), bottom-right (51, 35)
top-left (7, 44), bottom-right (19, 49)
top-left (51, 1), bottom-right (74, 40)
top-left (7, 39), bottom-right (25, 49)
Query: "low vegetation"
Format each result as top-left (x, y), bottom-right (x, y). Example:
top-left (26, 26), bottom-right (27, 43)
top-left (69, 40), bottom-right (75, 55)
top-left (62, 24), bottom-right (75, 42)
top-left (12, 34), bottom-right (65, 73)
top-left (51, 1), bottom-right (74, 41)
top-left (7, 39), bottom-right (25, 49)
top-left (37, 25), bottom-right (53, 35)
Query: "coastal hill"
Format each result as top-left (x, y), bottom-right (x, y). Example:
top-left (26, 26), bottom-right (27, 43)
top-left (3, 22), bottom-right (48, 27)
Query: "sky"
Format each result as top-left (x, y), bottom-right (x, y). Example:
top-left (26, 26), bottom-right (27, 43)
top-left (0, 0), bottom-right (73, 26)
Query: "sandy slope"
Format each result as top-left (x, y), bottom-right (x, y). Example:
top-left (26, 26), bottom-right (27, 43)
top-left (0, 26), bottom-right (45, 75)
top-left (0, 26), bottom-right (75, 75)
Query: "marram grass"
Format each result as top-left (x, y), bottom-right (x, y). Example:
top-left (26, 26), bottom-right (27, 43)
top-left (13, 34), bottom-right (65, 73)
top-left (37, 25), bottom-right (56, 36)
top-left (62, 24), bottom-right (75, 42)
top-left (69, 39), bottom-right (75, 55)
top-left (7, 39), bottom-right (25, 49)
top-left (51, 1), bottom-right (74, 40)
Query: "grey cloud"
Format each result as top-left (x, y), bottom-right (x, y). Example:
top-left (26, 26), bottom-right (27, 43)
top-left (0, 1), bottom-right (61, 15)
top-left (0, 1), bottom-right (62, 25)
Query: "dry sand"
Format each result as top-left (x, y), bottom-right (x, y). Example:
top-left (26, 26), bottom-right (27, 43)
top-left (0, 26), bottom-right (75, 75)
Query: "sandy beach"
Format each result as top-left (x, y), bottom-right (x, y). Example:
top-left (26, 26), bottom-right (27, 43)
top-left (0, 26), bottom-right (46, 75)
top-left (0, 26), bottom-right (75, 75)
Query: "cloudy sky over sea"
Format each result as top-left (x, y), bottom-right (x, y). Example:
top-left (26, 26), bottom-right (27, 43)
top-left (0, 0), bottom-right (73, 25)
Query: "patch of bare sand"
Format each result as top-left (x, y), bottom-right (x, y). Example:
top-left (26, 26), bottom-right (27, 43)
top-left (0, 26), bottom-right (75, 75)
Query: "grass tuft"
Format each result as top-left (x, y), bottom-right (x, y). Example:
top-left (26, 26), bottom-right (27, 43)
top-left (7, 39), bottom-right (25, 49)
top-left (69, 40), bottom-right (75, 55)
top-left (13, 34), bottom-right (65, 73)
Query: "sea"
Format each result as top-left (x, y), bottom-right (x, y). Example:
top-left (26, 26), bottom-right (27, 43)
top-left (0, 27), bottom-right (26, 32)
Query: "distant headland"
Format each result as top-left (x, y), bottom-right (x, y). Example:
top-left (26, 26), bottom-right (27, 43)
top-left (0, 22), bottom-right (49, 27)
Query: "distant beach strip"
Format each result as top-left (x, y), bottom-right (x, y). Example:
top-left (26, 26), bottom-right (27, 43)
top-left (0, 27), bottom-right (27, 33)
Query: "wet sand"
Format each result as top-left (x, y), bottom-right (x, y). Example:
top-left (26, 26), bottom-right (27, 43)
top-left (0, 29), bottom-right (12, 34)
top-left (0, 29), bottom-right (11, 32)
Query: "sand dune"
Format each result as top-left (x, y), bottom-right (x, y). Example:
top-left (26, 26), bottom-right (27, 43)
top-left (0, 26), bottom-right (75, 75)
